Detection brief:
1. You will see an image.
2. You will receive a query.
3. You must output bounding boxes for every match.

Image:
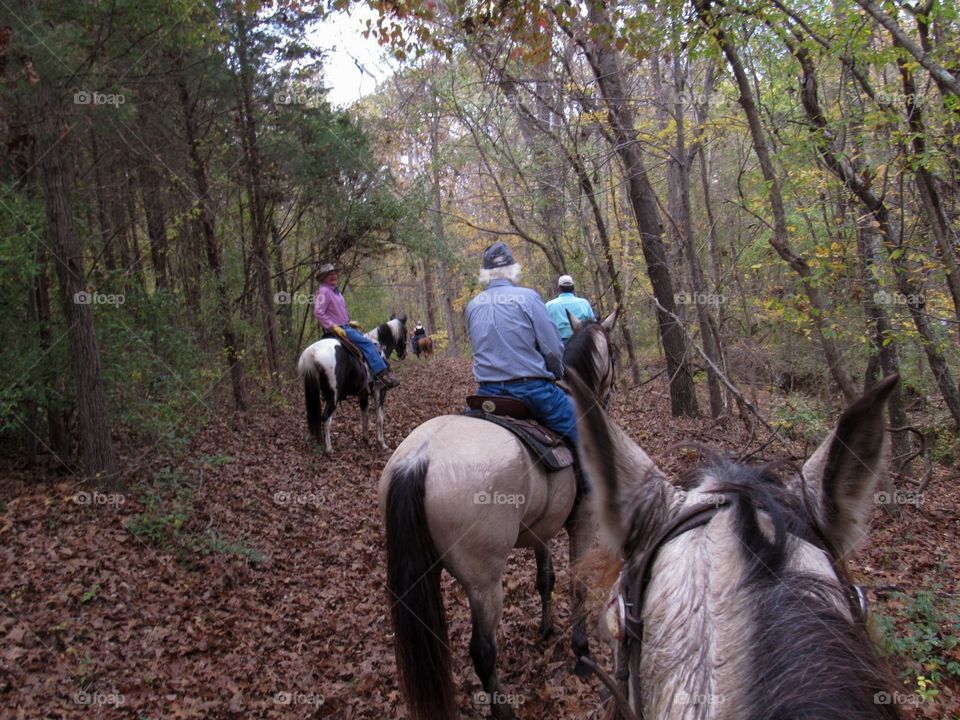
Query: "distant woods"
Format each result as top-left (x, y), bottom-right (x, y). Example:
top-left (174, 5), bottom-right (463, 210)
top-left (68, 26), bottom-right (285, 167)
top-left (1, 2), bottom-right (413, 485)
top-left (2, 0), bottom-right (959, 485)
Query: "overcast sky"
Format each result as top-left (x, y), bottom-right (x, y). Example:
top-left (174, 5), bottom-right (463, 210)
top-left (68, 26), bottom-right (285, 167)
top-left (310, 6), bottom-right (396, 107)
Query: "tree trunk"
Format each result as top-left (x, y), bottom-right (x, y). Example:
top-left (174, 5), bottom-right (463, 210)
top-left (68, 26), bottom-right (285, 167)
top-left (235, 9), bottom-right (281, 382)
top-left (696, 0), bottom-right (859, 403)
top-left (138, 157), bottom-right (169, 292)
top-left (37, 87), bottom-right (120, 488)
top-left (177, 75), bottom-right (249, 412)
top-left (577, 1), bottom-right (699, 417)
top-left (31, 229), bottom-right (71, 463)
top-left (897, 50), bottom-right (960, 329)
top-left (90, 129), bottom-right (117, 274)
top-left (856, 223), bottom-right (910, 465)
top-left (422, 258), bottom-right (439, 332)
top-left (790, 39), bottom-right (960, 427)
top-left (272, 220), bottom-right (292, 337)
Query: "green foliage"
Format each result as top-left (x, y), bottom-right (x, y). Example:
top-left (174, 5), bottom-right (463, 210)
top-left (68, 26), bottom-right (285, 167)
top-left (771, 395), bottom-right (831, 445)
top-left (125, 467), bottom-right (264, 567)
top-left (874, 582), bottom-right (960, 688)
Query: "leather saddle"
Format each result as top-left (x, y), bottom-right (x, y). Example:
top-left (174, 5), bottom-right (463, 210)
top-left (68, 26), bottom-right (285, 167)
top-left (465, 395), bottom-right (575, 471)
top-left (321, 330), bottom-right (364, 362)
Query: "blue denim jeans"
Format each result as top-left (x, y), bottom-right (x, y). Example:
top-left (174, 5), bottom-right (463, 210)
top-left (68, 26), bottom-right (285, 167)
top-left (477, 379), bottom-right (578, 444)
top-left (343, 326), bottom-right (387, 374)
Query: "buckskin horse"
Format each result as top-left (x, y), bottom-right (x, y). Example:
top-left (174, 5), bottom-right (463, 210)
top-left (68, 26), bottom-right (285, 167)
top-left (380, 312), bottom-right (616, 720)
top-left (566, 371), bottom-right (901, 720)
top-left (298, 315), bottom-right (406, 453)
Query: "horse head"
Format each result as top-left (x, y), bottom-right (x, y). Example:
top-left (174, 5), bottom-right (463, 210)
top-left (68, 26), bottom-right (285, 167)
top-left (566, 372), bottom-right (900, 720)
top-left (562, 309), bottom-right (618, 409)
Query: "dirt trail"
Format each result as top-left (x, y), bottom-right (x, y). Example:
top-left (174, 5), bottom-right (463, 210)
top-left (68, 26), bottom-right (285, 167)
top-left (1, 356), bottom-right (956, 718)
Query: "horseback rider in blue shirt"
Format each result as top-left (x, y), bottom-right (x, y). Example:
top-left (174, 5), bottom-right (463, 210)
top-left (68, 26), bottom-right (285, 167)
top-left (545, 275), bottom-right (596, 344)
top-left (466, 242), bottom-right (579, 445)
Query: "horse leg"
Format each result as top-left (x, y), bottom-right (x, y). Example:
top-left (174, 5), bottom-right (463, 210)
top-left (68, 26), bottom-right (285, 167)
top-left (322, 400), bottom-right (335, 453)
top-left (533, 541), bottom-right (556, 639)
top-left (376, 388), bottom-right (387, 448)
top-left (468, 582), bottom-right (515, 720)
top-left (565, 495), bottom-right (595, 678)
top-left (359, 394), bottom-right (370, 444)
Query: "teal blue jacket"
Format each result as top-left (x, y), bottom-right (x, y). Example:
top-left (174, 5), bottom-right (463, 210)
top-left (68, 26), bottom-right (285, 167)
top-left (545, 292), bottom-right (596, 341)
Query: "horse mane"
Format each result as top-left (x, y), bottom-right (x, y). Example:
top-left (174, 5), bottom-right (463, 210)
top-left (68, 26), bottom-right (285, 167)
top-left (681, 460), bottom-right (900, 720)
top-left (563, 321), bottom-right (604, 388)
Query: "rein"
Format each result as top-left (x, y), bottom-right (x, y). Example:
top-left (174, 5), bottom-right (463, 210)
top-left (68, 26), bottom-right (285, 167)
top-left (584, 497), bottom-right (733, 720)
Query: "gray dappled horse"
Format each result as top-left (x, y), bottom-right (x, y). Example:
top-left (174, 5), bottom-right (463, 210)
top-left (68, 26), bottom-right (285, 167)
top-left (298, 316), bottom-right (406, 453)
top-left (567, 372), bottom-right (901, 720)
top-left (379, 312), bottom-right (616, 720)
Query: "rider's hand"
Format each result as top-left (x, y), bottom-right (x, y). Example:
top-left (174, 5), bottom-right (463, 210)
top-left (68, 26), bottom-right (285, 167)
top-left (330, 325), bottom-right (347, 340)
top-left (347, 320), bottom-right (363, 330)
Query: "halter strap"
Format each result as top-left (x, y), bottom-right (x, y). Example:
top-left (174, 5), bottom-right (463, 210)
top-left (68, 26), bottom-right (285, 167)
top-left (596, 495), bottom-right (732, 720)
top-left (592, 489), bottom-right (870, 720)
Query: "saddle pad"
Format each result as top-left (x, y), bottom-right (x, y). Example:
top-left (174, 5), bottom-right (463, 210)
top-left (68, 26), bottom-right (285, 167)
top-left (464, 409), bottom-right (575, 471)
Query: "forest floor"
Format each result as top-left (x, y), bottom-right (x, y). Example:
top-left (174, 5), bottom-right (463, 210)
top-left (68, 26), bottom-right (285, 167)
top-left (1, 356), bottom-right (958, 719)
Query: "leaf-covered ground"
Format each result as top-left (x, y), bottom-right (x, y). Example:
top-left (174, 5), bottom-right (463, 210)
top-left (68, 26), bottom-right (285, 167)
top-left (1, 356), bottom-right (957, 718)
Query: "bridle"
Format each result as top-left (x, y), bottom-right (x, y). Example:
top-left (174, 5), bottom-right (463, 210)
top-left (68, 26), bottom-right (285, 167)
top-left (590, 489), bottom-right (870, 720)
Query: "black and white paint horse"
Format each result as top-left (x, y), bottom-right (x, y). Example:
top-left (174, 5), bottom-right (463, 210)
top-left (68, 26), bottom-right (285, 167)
top-left (298, 315), bottom-right (405, 453)
top-left (567, 372), bottom-right (901, 720)
top-left (367, 315), bottom-right (408, 361)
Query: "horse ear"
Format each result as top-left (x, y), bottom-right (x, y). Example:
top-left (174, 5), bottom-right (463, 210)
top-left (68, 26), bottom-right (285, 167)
top-left (798, 374), bottom-right (898, 556)
top-left (566, 309), bottom-right (583, 333)
top-left (398, 313), bottom-right (407, 324)
top-left (566, 369), bottom-right (676, 552)
top-left (601, 308), bottom-right (618, 331)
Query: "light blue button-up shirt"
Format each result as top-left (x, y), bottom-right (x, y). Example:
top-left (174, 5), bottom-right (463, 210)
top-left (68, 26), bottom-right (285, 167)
top-left (545, 292), bottom-right (596, 341)
top-left (466, 279), bottom-right (565, 383)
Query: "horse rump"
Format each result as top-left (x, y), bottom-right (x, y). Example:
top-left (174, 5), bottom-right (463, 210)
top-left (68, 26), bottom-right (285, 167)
top-left (415, 336), bottom-right (433, 358)
top-left (297, 352), bottom-right (333, 444)
top-left (385, 457), bottom-right (456, 720)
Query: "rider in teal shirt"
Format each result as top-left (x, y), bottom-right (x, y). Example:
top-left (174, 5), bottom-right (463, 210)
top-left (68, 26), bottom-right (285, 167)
top-left (545, 275), bottom-right (596, 343)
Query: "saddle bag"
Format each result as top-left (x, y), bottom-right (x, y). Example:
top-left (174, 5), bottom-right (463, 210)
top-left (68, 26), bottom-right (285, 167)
top-left (465, 396), bottom-right (575, 471)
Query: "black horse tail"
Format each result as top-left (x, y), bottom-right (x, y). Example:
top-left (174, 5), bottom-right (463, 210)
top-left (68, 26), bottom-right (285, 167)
top-left (385, 456), bottom-right (456, 720)
top-left (299, 358), bottom-right (325, 443)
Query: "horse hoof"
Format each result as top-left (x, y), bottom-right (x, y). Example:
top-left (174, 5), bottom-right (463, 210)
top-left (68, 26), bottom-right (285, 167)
top-left (539, 622), bottom-right (555, 640)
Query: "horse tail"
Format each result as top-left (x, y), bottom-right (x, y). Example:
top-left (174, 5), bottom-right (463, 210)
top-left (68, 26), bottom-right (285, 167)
top-left (298, 351), bottom-right (331, 443)
top-left (384, 456), bottom-right (456, 720)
